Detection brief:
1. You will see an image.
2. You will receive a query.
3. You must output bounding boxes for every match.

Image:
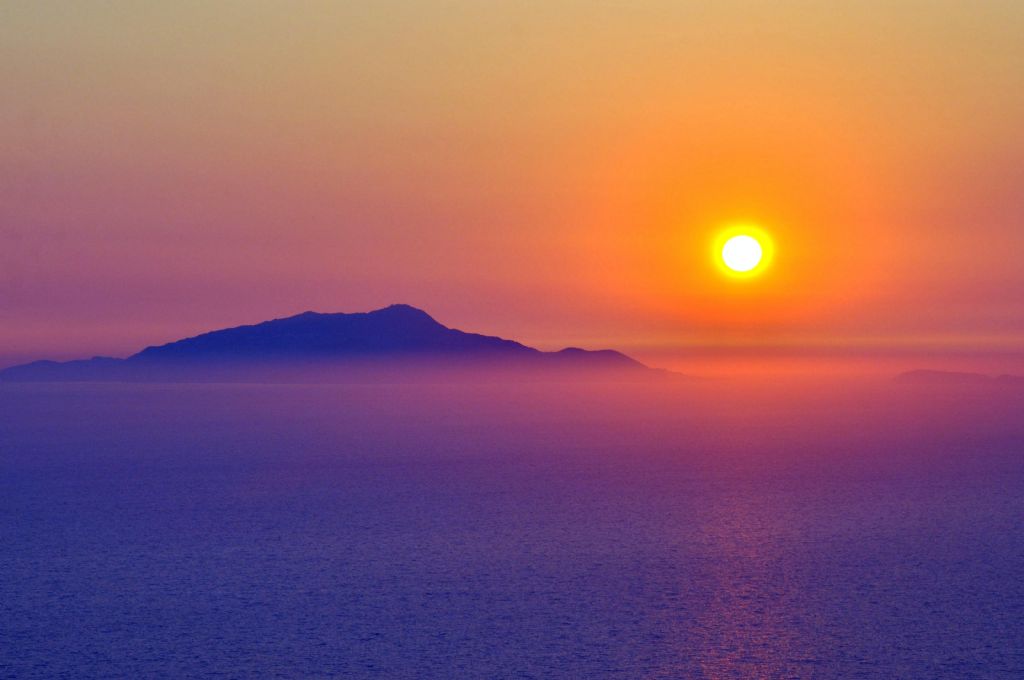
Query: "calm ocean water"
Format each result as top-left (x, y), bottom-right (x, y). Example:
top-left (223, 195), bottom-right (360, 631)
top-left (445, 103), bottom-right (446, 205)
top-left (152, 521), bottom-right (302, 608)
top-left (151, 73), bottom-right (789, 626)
top-left (2, 380), bottom-right (1023, 678)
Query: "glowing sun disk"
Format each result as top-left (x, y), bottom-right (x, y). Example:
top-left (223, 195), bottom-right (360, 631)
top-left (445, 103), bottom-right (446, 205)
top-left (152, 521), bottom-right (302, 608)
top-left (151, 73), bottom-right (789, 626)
top-left (713, 226), bottom-right (773, 279)
top-left (722, 235), bottom-right (763, 272)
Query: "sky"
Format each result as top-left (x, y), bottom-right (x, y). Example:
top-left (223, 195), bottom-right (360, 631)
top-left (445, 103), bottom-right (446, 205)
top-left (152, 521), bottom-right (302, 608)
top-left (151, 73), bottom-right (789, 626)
top-left (2, 1), bottom-right (1024, 373)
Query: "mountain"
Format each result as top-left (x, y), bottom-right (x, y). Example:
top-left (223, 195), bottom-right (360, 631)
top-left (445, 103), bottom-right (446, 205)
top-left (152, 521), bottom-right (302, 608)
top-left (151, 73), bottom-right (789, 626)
top-left (0, 304), bottom-right (664, 383)
top-left (895, 369), bottom-right (1024, 385)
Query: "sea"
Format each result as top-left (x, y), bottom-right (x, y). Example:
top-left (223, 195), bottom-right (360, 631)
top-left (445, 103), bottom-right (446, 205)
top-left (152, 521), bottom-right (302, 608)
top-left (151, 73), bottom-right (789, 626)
top-left (2, 379), bottom-right (1022, 678)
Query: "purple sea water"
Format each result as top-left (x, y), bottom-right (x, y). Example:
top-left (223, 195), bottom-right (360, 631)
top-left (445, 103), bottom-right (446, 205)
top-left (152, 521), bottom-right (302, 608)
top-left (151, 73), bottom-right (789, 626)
top-left (2, 380), bottom-right (1023, 678)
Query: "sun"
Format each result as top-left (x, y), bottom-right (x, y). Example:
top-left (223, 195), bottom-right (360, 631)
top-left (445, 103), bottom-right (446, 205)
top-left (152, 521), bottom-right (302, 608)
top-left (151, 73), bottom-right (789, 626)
top-left (722, 235), bottom-right (762, 272)
top-left (714, 225), bottom-right (773, 278)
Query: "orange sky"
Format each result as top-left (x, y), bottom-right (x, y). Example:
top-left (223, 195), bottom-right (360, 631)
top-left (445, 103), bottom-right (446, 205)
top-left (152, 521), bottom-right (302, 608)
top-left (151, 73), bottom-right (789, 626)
top-left (2, 2), bottom-right (1024, 373)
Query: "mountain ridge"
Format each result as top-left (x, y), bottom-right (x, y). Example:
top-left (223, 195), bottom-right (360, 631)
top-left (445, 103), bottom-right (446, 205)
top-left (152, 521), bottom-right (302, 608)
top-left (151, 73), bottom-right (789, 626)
top-left (0, 304), bottom-right (663, 382)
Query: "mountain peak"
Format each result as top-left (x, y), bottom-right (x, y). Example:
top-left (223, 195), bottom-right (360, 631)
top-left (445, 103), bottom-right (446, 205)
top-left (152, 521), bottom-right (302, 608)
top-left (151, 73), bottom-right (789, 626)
top-left (372, 303), bottom-right (440, 323)
top-left (379, 303), bottom-right (430, 315)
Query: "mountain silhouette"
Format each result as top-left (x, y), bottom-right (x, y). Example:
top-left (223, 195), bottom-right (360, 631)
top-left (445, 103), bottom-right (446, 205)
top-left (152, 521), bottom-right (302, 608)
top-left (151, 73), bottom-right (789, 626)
top-left (0, 304), bottom-right (661, 382)
top-left (895, 369), bottom-right (1024, 385)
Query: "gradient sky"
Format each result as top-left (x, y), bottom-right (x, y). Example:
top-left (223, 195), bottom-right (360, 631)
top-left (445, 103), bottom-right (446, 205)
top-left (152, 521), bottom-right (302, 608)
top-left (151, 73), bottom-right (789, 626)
top-left (3, 1), bottom-right (1024, 372)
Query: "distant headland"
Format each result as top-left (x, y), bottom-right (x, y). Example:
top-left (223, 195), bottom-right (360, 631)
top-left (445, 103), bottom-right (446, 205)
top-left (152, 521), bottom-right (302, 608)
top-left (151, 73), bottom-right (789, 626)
top-left (895, 369), bottom-right (1024, 385)
top-left (0, 304), bottom-right (670, 383)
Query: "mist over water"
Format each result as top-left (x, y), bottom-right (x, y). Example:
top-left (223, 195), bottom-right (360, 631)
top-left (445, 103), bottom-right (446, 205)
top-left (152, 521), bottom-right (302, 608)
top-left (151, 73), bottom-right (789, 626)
top-left (2, 379), bottom-right (1023, 678)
